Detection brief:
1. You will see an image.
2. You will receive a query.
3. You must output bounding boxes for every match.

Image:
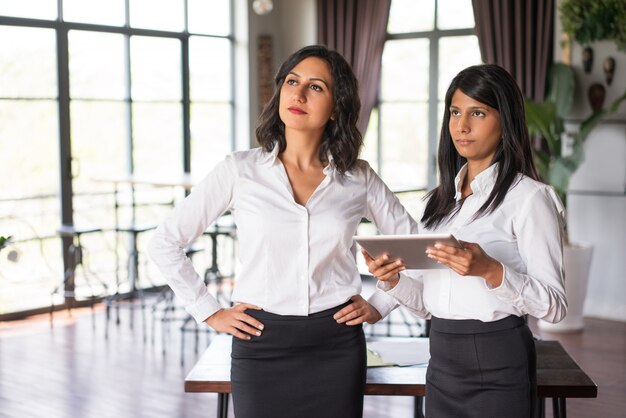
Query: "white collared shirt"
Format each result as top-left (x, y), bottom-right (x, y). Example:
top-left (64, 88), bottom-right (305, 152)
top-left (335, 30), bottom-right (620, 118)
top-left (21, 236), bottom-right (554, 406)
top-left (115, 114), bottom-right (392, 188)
top-left (379, 163), bottom-right (567, 323)
top-left (149, 147), bottom-right (418, 323)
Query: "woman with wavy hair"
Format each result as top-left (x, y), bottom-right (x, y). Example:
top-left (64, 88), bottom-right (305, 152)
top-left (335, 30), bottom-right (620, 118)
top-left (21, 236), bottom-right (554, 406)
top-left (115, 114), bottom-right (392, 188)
top-left (364, 64), bottom-right (567, 417)
top-left (149, 45), bottom-right (417, 418)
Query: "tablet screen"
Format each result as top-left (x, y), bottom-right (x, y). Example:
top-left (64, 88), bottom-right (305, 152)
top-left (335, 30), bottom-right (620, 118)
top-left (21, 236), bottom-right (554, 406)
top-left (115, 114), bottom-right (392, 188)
top-left (353, 233), bottom-right (461, 270)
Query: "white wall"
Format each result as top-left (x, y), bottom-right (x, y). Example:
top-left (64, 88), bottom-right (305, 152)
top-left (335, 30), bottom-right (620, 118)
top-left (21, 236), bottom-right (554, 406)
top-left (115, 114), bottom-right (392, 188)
top-left (245, 0), bottom-right (317, 147)
top-left (555, 1), bottom-right (626, 321)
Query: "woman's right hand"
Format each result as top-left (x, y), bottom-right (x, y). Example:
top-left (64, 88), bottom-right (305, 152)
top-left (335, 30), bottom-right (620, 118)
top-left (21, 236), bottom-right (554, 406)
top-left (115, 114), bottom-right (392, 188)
top-left (361, 248), bottom-right (406, 288)
top-left (204, 303), bottom-right (265, 340)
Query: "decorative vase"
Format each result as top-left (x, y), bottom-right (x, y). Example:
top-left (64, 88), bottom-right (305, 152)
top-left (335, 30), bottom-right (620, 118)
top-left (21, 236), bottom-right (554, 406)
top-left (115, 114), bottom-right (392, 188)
top-left (587, 83), bottom-right (606, 112)
top-left (538, 243), bottom-right (593, 333)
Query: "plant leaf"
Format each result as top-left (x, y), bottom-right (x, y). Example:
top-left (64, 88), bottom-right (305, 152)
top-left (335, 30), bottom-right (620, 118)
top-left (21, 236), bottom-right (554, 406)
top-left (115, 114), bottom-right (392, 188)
top-left (533, 149), bottom-right (550, 182)
top-left (608, 88), bottom-right (626, 112)
top-left (547, 63), bottom-right (575, 118)
top-left (580, 87), bottom-right (626, 141)
top-left (548, 159), bottom-right (575, 197)
top-left (525, 100), bottom-right (559, 156)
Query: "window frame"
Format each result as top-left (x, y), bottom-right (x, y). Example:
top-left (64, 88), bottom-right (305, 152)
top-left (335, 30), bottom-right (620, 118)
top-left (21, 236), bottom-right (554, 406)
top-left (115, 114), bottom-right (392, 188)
top-left (374, 1), bottom-right (476, 190)
top-left (0, 0), bottom-right (235, 317)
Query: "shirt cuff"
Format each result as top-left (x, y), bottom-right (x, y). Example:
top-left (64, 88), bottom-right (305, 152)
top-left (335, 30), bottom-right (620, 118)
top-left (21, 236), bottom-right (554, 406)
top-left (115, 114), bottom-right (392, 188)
top-left (484, 261), bottom-right (506, 290)
top-left (376, 279), bottom-right (395, 292)
top-left (486, 263), bottom-right (521, 301)
top-left (185, 293), bottom-right (223, 324)
top-left (367, 289), bottom-right (398, 319)
top-left (378, 274), bottom-right (412, 298)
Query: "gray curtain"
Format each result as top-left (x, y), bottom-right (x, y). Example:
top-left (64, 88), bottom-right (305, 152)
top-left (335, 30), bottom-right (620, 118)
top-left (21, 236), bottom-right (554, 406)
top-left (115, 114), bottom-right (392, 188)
top-left (317, 0), bottom-right (391, 135)
top-left (472, 0), bottom-right (554, 102)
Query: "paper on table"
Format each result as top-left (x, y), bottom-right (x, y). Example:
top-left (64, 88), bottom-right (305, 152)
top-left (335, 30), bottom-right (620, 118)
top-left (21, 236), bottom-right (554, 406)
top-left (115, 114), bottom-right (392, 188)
top-left (366, 339), bottom-right (430, 367)
top-left (366, 347), bottom-right (395, 367)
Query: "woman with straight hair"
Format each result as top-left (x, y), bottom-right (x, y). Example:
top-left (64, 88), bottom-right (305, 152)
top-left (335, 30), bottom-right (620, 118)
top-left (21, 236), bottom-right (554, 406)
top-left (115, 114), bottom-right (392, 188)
top-left (363, 64), bottom-right (567, 417)
top-left (149, 45), bottom-right (417, 418)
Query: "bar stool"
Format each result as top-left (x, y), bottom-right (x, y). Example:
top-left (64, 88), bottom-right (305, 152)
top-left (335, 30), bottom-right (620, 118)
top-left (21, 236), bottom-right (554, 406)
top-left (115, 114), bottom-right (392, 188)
top-left (51, 224), bottom-right (107, 328)
top-left (179, 222), bottom-right (237, 365)
top-left (104, 223), bottom-right (157, 340)
top-left (150, 243), bottom-right (204, 353)
top-left (202, 223), bottom-right (237, 303)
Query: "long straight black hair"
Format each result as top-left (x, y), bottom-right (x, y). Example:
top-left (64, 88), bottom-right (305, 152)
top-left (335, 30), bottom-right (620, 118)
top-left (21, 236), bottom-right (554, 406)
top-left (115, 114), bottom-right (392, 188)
top-left (421, 64), bottom-right (540, 229)
top-left (255, 45), bottom-right (362, 174)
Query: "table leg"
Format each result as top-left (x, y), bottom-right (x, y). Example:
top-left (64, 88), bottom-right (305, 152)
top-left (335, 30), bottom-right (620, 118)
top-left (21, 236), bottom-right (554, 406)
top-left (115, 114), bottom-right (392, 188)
top-left (552, 397), bottom-right (567, 418)
top-left (217, 393), bottom-right (229, 418)
top-left (414, 396), bottom-right (425, 418)
top-left (223, 393), bottom-right (230, 418)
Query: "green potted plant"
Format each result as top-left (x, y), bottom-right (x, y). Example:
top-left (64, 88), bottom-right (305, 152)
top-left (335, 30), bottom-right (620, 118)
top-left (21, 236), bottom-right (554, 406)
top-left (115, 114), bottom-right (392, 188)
top-left (0, 235), bottom-right (11, 252)
top-left (560, 0), bottom-right (626, 51)
top-left (525, 63), bottom-right (626, 225)
top-left (526, 63), bottom-right (626, 220)
top-left (525, 62), bottom-right (626, 332)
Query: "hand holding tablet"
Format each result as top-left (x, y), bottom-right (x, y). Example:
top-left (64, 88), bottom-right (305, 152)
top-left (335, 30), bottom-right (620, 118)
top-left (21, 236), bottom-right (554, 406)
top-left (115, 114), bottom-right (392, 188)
top-left (353, 233), bottom-right (463, 270)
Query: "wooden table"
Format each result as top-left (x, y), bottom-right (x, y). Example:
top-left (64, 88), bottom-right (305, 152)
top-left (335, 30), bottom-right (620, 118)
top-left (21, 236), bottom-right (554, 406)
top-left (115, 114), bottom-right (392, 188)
top-left (185, 335), bottom-right (596, 418)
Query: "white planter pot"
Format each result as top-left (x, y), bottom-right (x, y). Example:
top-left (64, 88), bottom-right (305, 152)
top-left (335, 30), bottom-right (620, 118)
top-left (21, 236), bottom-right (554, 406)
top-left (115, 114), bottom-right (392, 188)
top-left (538, 243), bottom-right (593, 333)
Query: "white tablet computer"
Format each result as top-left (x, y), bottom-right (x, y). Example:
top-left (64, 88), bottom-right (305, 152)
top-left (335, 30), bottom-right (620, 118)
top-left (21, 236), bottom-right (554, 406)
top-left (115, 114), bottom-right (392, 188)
top-left (353, 233), bottom-right (462, 270)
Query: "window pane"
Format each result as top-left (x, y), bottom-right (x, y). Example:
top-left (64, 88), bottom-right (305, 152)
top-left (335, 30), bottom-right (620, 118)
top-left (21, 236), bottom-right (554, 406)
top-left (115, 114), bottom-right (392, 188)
top-left (387, 0), bottom-right (434, 33)
top-left (380, 103), bottom-right (429, 189)
top-left (190, 37), bottom-right (231, 102)
top-left (188, 0), bottom-right (231, 36)
top-left (0, 0), bottom-right (57, 20)
top-left (0, 100), bottom-right (61, 314)
top-left (71, 101), bottom-right (128, 195)
top-left (438, 36), bottom-right (481, 99)
top-left (191, 103), bottom-right (232, 176)
top-left (63, 0), bottom-right (125, 26)
top-left (129, 0), bottom-right (184, 31)
top-left (437, 0), bottom-right (475, 30)
top-left (381, 39), bottom-right (429, 102)
top-left (0, 26), bottom-right (57, 99)
top-left (69, 31), bottom-right (126, 100)
top-left (131, 36), bottom-right (182, 101)
top-left (0, 101), bottom-right (59, 197)
top-left (132, 103), bottom-right (183, 177)
top-left (0, 237), bottom-right (63, 314)
top-left (362, 108), bottom-right (379, 173)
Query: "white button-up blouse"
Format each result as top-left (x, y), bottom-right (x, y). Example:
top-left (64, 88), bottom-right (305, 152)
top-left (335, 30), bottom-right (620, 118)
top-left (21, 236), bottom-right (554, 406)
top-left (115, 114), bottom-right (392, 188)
top-left (149, 147), bottom-right (418, 323)
top-left (379, 163), bottom-right (567, 323)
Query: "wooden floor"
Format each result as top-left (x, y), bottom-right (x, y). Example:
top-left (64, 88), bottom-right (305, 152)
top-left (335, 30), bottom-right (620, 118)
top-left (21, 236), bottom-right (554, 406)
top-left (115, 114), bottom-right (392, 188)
top-left (0, 304), bottom-right (623, 418)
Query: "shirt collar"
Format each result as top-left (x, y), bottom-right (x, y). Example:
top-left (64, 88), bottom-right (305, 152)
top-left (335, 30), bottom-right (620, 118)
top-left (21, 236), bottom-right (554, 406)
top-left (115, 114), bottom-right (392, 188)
top-left (323, 152), bottom-right (336, 175)
top-left (257, 144), bottom-right (336, 175)
top-left (257, 145), bottom-right (281, 167)
top-left (454, 162), bottom-right (499, 201)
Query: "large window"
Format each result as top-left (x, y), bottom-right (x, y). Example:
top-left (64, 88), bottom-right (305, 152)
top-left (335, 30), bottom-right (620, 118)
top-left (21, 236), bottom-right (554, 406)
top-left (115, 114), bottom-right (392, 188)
top-left (363, 0), bottom-right (482, 191)
top-left (0, 0), bottom-right (234, 316)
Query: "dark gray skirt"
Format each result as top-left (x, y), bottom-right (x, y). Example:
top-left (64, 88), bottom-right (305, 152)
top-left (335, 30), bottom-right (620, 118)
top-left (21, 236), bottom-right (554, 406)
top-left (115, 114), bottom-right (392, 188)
top-left (426, 315), bottom-right (536, 418)
top-left (231, 301), bottom-right (366, 418)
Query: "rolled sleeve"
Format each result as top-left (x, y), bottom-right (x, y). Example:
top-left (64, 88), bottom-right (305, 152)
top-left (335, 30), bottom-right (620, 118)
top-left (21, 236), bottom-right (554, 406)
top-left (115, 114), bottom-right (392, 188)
top-left (489, 186), bottom-right (567, 323)
top-left (367, 290), bottom-right (399, 319)
top-left (148, 156), bottom-right (237, 324)
top-left (377, 272), bottom-right (430, 319)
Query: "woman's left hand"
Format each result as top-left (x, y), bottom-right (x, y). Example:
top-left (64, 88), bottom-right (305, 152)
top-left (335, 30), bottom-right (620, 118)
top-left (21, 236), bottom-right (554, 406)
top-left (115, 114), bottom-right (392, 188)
top-left (426, 240), bottom-right (504, 288)
top-left (333, 295), bottom-right (382, 326)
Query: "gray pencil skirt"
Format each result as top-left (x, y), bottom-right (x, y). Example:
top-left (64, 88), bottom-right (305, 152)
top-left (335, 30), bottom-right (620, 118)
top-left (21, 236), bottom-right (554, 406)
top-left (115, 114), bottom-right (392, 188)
top-left (426, 315), bottom-right (536, 418)
top-left (230, 301), bottom-right (366, 418)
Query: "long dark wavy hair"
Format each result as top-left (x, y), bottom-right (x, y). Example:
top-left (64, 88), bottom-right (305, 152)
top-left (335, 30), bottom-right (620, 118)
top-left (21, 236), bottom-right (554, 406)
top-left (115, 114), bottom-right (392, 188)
top-left (422, 64), bottom-right (540, 229)
top-left (255, 45), bottom-right (362, 174)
